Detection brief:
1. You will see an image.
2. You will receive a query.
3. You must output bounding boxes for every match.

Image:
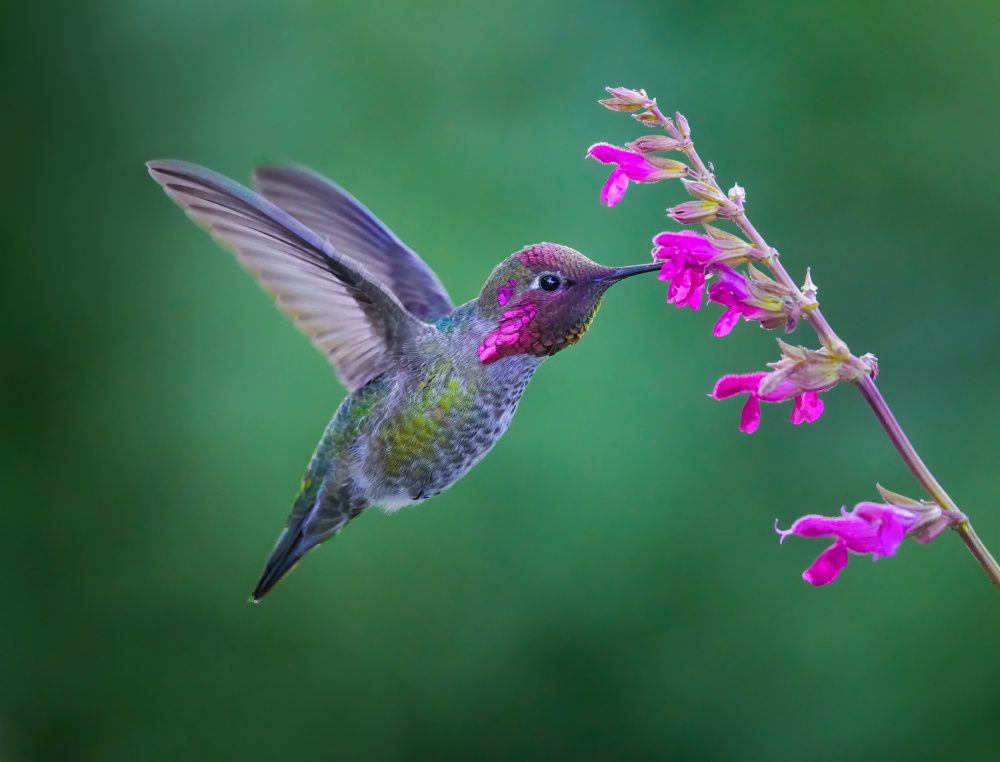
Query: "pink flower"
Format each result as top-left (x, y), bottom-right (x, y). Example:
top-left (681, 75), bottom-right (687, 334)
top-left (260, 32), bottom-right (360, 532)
top-left (652, 231), bottom-right (717, 310)
top-left (707, 265), bottom-right (798, 337)
top-left (587, 143), bottom-right (677, 206)
top-left (711, 343), bottom-right (875, 432)
top-left (776, 500), bottom-right (965, 585)
top-left (710, 372), bottom-right (824, 434)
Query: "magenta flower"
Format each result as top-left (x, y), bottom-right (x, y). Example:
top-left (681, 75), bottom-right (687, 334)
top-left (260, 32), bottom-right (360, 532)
top-left (776, 498), bottom-right (965, 585)
top-left (707, 265), bottom-right (798, 336)
top-left (777, 503), bottom-right (913, 585)
top-left (712, 343), bottom-right (874, 432)
top-left (587, 143), bottom-right (680, 206)
top-left (710, 371), bottom-right (824, 434)
top-left (652, 231), bottom-right (718, 310)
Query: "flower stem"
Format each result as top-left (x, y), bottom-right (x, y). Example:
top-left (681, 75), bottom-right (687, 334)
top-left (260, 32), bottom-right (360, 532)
top-left (954, 522), bottom-right (1000, 589)
top-left (635, 91), bottom-right (1000, 589)
top-left (855, 374), bottom-right (1000, 589)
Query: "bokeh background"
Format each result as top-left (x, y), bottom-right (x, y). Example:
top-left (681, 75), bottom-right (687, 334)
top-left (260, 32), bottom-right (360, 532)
top-left (3, 0), bottom-right (1000, 759)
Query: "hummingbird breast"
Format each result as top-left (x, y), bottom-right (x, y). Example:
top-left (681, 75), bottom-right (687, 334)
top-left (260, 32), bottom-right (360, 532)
top-left (325, 313), bottom-right (545, 513)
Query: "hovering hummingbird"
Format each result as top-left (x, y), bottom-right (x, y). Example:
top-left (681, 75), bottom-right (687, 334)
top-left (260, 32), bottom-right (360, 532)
top-left (147, 160), bottom-right (659, 600)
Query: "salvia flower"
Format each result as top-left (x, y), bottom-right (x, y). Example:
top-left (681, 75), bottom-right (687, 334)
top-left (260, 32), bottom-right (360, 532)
top-left (652, 231), bottom-right (718, 310)
top-left (713, 342), bottom-right (876, 432)
top-left (587, 143), bottom-right (685, 206)
top-left (776, 494), bottom-right (967, 585)
top-left (710, 371), bottom-right (824, 434)
top-left (707, 264), bottom-right (800, 337)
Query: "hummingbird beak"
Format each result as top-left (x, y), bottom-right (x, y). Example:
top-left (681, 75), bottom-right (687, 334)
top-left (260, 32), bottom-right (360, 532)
top-left (594, 262), bottom-right (662, 283)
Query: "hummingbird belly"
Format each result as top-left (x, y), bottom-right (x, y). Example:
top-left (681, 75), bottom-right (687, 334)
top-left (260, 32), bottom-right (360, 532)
top-left (326, 355), bottom-right (538, 512)
top-left (370, 377), bottom-right (527, 508)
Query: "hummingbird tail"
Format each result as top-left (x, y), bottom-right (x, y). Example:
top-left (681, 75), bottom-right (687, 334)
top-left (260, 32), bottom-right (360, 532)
top-left (250, 525), bottom-right (319, 602)
top-left (250, 482), bottom-right (361, 601)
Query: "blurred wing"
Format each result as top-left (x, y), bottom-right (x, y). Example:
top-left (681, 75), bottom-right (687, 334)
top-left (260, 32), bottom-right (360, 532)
top-left (147, 160), bottom-right (431, 392)
top-left (251, 165), bottom-right (454, 323)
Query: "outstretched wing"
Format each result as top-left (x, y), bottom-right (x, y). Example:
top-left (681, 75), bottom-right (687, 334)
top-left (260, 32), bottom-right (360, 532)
top-left (147, 160), bottom-right (431, 392)
top-left (252, 165), bottom-right (454, 323)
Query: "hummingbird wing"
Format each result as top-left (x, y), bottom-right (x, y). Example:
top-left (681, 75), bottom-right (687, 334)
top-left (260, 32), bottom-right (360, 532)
top-left (148, 160), bottom-right (431, 392)
top-left (251, 165), bottom-right (454, 323)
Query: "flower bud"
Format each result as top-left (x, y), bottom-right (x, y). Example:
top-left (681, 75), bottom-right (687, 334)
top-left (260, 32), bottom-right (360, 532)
top-left (681, 179), bottom-right (729, 204)
top-left (632, 111), bottom-right (661, 125)
top-left (728, 183), bottom-right (746, 203)
top-left (605, 86), bottom-right (648, 104)
top-left (668, 200), bottom-right (719, 224)
top-left (626, 135), bottom-right (688, 153)
top-left (598, 97), bottom-right (644, 113)
top-left (675, 112), bottom-right (691, 138)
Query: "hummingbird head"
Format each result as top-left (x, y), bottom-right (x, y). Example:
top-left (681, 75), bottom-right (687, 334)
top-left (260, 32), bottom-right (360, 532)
top-left (476, 242), bottom-right (659, 364)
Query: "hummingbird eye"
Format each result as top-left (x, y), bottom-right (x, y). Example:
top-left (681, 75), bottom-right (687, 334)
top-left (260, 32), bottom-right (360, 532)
top-left (538, 274), bottom-right (561, 292)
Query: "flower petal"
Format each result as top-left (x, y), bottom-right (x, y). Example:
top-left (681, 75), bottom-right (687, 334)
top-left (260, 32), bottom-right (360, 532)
top-left (710, 264), bottom-right (752, 300)
top-left (803, 541), bottom-right (849, 585)
top-left (778, 511), bottom-right (874, 542)
top-left (667, 269), bottom-right (705, 310)
top-left (713, 307), bottom-right (742, 337)
top-left (600, 169), bottom-right (630, 207)
top-left (652, 230), bottom-right (716, 260)
top-left (587, 142), bottom-right (636, 165)
top-left (656, 254), bottom-right (683, 282)
top-left (739, 395), bottom-right (762, 434)
top-left (711, 372), bottom-right (767, 400)
top-left (790, 391), bottom-right (824, 424)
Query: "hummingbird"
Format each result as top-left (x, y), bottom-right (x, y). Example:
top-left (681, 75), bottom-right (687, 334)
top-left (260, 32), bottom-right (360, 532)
top-left (147, 160), bottom-right (660, 600)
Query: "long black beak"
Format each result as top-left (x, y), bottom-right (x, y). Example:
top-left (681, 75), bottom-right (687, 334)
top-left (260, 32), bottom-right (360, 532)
top-left (594, 262), bottom-right (662, 283)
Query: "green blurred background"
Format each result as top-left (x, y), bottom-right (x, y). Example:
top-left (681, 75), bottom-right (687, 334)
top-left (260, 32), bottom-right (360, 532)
top-left (3, 0), bottom-right (1000, 759)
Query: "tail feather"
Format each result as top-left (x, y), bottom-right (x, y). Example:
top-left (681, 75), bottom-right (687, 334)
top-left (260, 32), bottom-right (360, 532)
top-left (250, 481), bottom-right (363, 601)
top-left (250, 525), bottom-right (319, 601)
